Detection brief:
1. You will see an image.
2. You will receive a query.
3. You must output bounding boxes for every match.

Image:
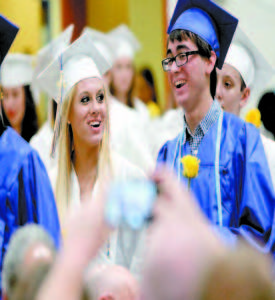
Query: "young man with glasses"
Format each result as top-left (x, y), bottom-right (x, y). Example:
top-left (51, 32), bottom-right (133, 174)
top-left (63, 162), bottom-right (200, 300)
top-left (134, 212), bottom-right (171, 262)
top-left (157, 0), bottom-right (275, 257)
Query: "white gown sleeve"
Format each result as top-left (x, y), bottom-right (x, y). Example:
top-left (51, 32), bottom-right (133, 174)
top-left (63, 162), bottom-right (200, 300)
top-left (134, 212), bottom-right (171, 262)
top-left (109, 98), bottom-right (155, 173)
top-left (261, 134), bottom-right (275, 189)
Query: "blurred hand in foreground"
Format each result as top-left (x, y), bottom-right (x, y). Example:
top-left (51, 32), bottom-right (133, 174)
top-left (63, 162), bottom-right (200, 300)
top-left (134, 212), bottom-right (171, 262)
top-left (37, 180), bottom-right (112, 300)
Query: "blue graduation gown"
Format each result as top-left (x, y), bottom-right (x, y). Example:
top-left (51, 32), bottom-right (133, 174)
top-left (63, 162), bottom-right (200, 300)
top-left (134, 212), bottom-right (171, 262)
top-left (0, 127), bottom-right (61, 294)
top-left (157, 112), bottom-right (275, 257)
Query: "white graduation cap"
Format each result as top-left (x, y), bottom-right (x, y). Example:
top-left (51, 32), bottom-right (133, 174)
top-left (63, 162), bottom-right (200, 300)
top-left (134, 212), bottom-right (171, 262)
top-left (36, 31), bottom-right (111, 155)
top-left (0, 53), bottom-right (34, 88)
top-left (108, 24), bottom-right (141, 60)
top-left (225, 27), bottom-right (274, 94)
top-left (82, 27), bottom-right (115, 66)
top-left (32, 24), bottom-right (74, 92)
top-left (37, 31), bottom-right (111, 103)
top-left (31, 25), bottom-right (74, 105)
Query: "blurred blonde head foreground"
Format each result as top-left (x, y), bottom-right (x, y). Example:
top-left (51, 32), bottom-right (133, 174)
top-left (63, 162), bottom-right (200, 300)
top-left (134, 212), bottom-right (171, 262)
top-left (2, 224), bottom-right (56, 300)
top-left (200, 242), bottom-right (275, 300)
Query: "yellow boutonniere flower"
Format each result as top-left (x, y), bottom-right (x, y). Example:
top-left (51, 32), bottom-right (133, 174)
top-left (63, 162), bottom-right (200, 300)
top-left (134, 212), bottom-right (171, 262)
top-left (181, 155), bottom-right (200, 190)
top-left (181, 154), bottom-right (200, 177)
top-left (245, 109), bottom-right (261, 128)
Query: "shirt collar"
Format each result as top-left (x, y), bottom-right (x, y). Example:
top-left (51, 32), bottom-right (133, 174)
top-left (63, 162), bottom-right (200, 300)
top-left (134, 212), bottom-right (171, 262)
top-left (182, 100), bottom-right (222, 142)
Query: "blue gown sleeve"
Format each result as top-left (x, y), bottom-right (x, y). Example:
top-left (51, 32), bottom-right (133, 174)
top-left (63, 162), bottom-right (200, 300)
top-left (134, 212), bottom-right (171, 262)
top-left (216, 124), bottom-right (275, 256)
top-left (21, 150), bottom-right (61, 247)
top-left (156, 142), bottom-right (169, 165)
top-left (0, 150), bottom-right (61, 298)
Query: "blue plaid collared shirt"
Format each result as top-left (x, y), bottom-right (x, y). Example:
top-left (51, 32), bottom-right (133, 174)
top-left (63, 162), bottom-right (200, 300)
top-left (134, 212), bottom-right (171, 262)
top-left (182, 100), bottom-right (222, 155)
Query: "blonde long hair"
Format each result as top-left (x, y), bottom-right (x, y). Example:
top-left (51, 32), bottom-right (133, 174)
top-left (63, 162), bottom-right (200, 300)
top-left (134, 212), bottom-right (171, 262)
top-left (55, 80), bottom-right (112, 221)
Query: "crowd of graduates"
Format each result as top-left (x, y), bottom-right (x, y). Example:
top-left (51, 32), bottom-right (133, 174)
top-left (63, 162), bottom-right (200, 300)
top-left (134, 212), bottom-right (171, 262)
top-left (1, 0), bottom-right (275, 299)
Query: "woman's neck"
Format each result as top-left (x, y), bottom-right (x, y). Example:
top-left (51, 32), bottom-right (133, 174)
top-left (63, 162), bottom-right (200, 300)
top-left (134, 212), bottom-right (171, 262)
top-left (73, 143), bottom-right (100, 201)
top-left (115, 91), bottom-right (128, 106)
top-left (14, 124), bottom-right (22, 136)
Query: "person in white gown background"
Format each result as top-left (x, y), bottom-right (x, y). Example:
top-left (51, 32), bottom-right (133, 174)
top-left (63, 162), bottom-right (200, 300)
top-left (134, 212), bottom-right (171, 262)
top-left (0, 54), bottom-right (38, 142)
top-left (108, 25), bottom-right (150, 120)
top-left (216, 27), bottom-right (275, 188)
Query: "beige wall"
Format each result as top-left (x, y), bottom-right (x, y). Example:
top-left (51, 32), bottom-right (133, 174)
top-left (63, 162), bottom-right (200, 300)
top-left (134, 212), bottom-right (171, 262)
top-left (86, 0), bottom-right (129, 31)
top-left (129, 0), bottom-right (166, 109)
top-left (49, 0), bottom-right (62, 38)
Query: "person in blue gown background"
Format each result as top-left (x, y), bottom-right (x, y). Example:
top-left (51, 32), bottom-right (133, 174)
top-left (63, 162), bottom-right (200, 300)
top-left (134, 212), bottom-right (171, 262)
top-left (157, 0), bottom-right (275, 257)
top-left (0, 15), bottom-right (60, 297)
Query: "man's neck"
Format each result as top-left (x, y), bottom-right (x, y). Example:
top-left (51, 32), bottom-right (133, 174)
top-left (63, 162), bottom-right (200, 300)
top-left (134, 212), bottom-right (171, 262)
top-left (184, 95), bottom-right (213, 134)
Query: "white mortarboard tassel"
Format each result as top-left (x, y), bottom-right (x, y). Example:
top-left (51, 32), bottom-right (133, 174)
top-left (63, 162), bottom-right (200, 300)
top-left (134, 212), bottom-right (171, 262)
top-left (0, 54), bottom-right (33, 88)
top-left (37, 31), bottom-right (111, 155)
top-left (82, 27), bottom-right (115, 67)
top-left (225, 28), bottom-right (274, 93)
top-left (108, 24), bottom-right (141, 60)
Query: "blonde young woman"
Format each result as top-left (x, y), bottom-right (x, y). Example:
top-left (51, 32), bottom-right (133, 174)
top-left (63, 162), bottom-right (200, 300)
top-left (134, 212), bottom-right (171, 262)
top-left (37, 32), bottom-right (146, 275)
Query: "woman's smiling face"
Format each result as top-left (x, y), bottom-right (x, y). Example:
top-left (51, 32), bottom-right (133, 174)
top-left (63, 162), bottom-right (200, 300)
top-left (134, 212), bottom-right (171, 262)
top-left (68, 77), bottom-right (107, 148)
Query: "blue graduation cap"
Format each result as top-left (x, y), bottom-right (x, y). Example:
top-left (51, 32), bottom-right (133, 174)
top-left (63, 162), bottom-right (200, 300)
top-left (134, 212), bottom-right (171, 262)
top-left (167, 0), bottom-right (238, 69)
top-left (0, 15), bottom-right (19, 66)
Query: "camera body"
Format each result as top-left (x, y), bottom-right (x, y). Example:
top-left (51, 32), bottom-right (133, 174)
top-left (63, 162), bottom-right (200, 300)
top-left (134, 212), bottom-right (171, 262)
top-left (105, 180), bottom-right (157, 230)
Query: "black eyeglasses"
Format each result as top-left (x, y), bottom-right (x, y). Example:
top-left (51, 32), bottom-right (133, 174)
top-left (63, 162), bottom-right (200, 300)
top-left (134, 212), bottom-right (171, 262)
top-left (162, 50), bottom-right (200, 72)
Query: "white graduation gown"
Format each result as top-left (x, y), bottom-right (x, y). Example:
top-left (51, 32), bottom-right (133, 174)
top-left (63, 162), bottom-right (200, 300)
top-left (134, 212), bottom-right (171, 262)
top-left (50, 151), bottom-right (146, 278)
top-left (109, 96), bottom-right (155, 173)
top-left (261, 134), bottom-right (275, 189)
top-left (134, 97), bottom-right (150, 120)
